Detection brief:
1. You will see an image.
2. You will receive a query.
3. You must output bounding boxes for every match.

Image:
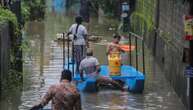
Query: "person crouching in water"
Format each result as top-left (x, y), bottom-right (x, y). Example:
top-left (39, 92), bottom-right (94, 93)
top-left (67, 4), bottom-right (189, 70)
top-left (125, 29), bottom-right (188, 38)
top-left (31, 70), bottom-right (82, 110)
top-left (79, 48), bottom-right (125, 91)
top-left (68, 16), bottom-right (88, 73)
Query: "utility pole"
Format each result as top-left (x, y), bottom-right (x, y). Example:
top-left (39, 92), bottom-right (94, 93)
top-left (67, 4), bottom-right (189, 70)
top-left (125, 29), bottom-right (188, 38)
top-left (189, 1), bottom-right (193, 110)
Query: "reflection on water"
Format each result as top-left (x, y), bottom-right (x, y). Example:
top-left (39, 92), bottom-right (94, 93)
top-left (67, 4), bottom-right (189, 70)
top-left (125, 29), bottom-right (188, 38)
top-left (1, 0), bottom-right (186, 110)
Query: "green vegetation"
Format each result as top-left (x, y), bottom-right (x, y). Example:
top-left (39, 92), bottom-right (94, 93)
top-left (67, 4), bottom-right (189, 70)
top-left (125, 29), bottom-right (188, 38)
top-left (1, 69), bottom-right (23, 92)
top-left (0, 7), bottom-right (20, 63)
top-left (0, 7), bottom-right (19, 36)
top-left (21, 0), bottom-right (45, 21)
top-left (91, 0), bottom-right (119, 17)
top-left (0, 7), bottom-right (22, 93)
top-left (130, 12), bottom-right (154, 35)
top-left (90, 0), bottom-right (155, 35)
top-left (0, 0), bottom-right (45, 95)
top-left (30, 0), bottom-right (45, 21)
top-left (21, 1), bottom-right (30, 21)
top-left (1, 69), bottom-right (23, 99)
top-left (130, 0), bottom-right (156, 36)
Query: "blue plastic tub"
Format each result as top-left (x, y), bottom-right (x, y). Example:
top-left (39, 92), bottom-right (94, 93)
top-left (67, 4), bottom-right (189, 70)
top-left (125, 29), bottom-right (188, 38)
top-left (65, 64), bottom-right (145, 93)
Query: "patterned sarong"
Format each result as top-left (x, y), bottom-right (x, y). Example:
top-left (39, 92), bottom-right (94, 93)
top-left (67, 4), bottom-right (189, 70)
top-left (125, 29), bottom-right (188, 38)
top-left (73, 45), bottom-right (86, 72)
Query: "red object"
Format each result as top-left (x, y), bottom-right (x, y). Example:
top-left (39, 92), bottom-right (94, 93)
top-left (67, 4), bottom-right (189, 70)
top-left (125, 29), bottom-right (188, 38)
top-left (185, 15), bottom-right (193, 20)
top-left (184, 15), bottom-right (193, 41)
top-left (185, 35), bottom-right (193, 41)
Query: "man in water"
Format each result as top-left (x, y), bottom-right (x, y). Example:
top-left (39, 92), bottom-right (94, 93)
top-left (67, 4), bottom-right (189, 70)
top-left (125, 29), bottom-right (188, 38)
top-left (79, 48), bottom-right (125, 91)
top-left (31, 70), bottom-right (82, 110)
top-left (68, 16), bottom-right (88, 73)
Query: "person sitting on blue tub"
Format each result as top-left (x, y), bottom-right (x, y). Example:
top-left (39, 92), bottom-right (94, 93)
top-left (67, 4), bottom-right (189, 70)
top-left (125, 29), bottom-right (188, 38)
top-left (79, 48), bottom-right (125, 91)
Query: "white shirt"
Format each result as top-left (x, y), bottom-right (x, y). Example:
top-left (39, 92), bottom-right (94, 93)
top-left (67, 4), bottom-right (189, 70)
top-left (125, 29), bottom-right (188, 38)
top-left (79, 56), bottom-right (99, 76)
top-left (69, 24), bottom-right (87, 45)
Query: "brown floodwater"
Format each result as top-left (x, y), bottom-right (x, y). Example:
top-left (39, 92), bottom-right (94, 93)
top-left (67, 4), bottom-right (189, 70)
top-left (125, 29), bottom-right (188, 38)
top-left (0, 0), bottom-right (186, 110)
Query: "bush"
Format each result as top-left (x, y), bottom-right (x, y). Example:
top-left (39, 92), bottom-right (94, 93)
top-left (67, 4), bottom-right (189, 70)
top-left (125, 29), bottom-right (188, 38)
top-left (1, 69), bottom-right (23, 98)
top-left (21, 1), bottom-right (30, 22)
top-left (0, 7), bottom-right (23, 95)
top-left (0, 7), bottom-right (19, 36)
top-left (21, 0), bottom-right (45, 21)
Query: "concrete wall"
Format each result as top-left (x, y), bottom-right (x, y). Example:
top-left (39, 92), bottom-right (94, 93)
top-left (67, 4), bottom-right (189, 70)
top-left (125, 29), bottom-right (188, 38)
top-left (144, 0), bottom-right (189, 107)
top-left (0, 22), bottom-right (11, 91)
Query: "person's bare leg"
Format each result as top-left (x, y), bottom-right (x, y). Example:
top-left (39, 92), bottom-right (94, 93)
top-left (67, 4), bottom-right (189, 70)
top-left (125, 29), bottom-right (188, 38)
top-left (96, 77), bottom-right (125, 91)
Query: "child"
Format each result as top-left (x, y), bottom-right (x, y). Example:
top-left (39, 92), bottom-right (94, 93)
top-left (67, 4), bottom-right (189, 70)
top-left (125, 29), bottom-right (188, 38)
top-left (107, 34), bottom-right (123, 55)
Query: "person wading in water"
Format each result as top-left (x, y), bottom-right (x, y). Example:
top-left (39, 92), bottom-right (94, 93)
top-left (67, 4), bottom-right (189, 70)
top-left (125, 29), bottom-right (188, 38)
top-left (31, 70), bottom-right (82, 110)
top-left (68, 16), bottom-right (88, 73)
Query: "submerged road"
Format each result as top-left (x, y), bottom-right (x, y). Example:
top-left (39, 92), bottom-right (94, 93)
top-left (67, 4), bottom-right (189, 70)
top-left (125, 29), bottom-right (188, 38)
top-left (0, 0), bottom-right (186, 110)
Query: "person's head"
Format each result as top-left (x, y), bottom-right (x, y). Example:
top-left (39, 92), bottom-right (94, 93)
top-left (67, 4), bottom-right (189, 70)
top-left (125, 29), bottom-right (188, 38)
top-left (75, 16), bottom-right (83, 24)
top-left (113, 34), bottom-right (121, 44)
top-left (61, 69), bottom-right (72, 81)
top-left (86, 48), bottom-right (93, 56)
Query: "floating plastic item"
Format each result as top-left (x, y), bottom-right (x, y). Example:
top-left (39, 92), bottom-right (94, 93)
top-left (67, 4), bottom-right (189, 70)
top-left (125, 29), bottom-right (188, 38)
top-left (108, 53), bottom-right (121, 76)
top-left (64, 59), bottom-right (145, 93)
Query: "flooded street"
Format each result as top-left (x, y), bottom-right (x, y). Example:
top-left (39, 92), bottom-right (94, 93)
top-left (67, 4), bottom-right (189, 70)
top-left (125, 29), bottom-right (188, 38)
top-left (0, 0), bottom-right (186, 110)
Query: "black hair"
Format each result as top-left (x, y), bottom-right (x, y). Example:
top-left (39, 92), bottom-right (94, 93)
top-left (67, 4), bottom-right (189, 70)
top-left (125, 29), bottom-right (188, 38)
top-left (87, 51), bottom-right (93, 56)
top-left (61, 69), bottom-right (72, 81)
top-left (87, 49), bottom-right (93, 56)
top-left (113, 34), bottom-right (121, 40)
top-left (75, 16), bottom-right (83, 24)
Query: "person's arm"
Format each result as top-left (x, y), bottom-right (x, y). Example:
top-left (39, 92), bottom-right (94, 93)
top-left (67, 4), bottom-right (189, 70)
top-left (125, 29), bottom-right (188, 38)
top-left (83, 27), bottom-right (89, 47)
top-left (85, 35), bottom-right (89, 48)
top-left (67, 32), bottom-right (72, 36)
top-left (30, 86), bottom-right (54, 110)
top-left (120, 48), bottom-right (125, 53)
top-left (95, 58), bottom-right (100, 74)
top-left (74, 93), bottom-right (82, 110)
top-left (40, 86), bottom-right (54, 106)
top-left (67, 25), bottom-right (73, 36)
top-left (106, 43), bottom-right (111, 55)
top-left (80, 70), bottom-right (84, 81)
top-left (107, 43), bottom-right (118, 55)
top-left (95, 65), bottom-right (100, 75)
top-left (111, 43), bottom-right (125, 53)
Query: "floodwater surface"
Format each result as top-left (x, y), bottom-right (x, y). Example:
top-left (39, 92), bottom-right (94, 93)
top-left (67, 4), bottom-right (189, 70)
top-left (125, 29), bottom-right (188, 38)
top-left (0, 0), bottom-right (186, 110)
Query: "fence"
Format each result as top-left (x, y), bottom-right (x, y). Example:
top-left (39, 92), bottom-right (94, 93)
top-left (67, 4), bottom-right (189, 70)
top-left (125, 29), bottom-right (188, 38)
top-left (128, 32), bottom-right (146, 75)
top-left (62, 33), bottom-right (76, 77)
top-left (62, 32), bottom-right (146, 78)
